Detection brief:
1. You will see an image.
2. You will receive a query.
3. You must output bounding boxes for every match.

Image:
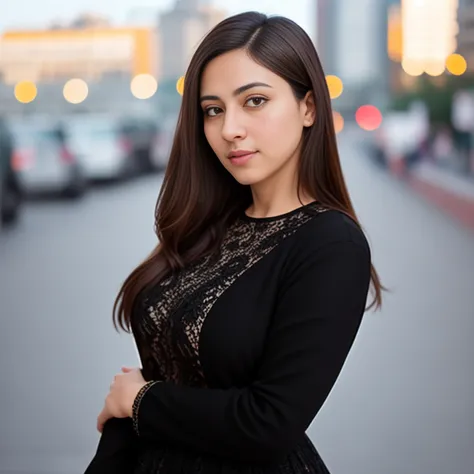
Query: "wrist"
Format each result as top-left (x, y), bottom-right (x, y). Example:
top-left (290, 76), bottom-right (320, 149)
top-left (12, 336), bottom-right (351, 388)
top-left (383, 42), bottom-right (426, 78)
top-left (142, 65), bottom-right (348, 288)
top-left (131, 380), bottom-right (162, 436)
top-left (127, 382), bottom-right (148, 418)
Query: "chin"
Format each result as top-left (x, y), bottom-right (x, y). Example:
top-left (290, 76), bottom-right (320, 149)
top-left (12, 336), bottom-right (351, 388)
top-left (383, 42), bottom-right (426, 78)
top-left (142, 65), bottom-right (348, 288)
top-left (230, 171), bottom-right (265, 186)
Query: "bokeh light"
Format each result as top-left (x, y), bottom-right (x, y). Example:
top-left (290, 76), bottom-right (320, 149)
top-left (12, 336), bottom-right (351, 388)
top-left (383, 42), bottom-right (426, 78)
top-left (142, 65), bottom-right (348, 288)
top-left (424, 61), bottom-right (445, 77)
top-left (333, 111), bottom-right (344, 134)
top-left (446, 53), bottom-right (467, 76)
top-left (325, 75), bottom-right (344, 99)
top-left (176, 76), bottom-right (185, 96)
top-left (387, 4), bottom-right (403, 62)
top-left (401, 59), bottom-right (424, 77)
top-left (355, 105), bottom-right (383, 131)
top-left (131, 74), bottom-right (158, 99)
top-left (402, 0), bottom-right (458, 78)
top-left (14, 81), bottom-right (37, 103)
top-left (63, 79), bottom-right (89, 104)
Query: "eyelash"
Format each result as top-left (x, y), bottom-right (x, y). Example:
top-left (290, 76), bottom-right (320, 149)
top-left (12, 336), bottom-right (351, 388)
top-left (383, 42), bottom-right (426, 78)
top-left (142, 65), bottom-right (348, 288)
top-left (204, 96), bottom-right (268, 117)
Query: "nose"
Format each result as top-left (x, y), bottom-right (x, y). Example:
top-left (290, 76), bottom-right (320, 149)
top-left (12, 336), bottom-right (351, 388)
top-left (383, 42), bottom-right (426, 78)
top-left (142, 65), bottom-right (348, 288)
top-left (221, 108), bottom-right (247, 142)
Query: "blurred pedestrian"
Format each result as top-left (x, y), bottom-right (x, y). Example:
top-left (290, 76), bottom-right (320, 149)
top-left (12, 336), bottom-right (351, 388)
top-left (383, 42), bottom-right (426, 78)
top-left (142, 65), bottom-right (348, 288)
top-left (85, 11), bottom-right (385, 474)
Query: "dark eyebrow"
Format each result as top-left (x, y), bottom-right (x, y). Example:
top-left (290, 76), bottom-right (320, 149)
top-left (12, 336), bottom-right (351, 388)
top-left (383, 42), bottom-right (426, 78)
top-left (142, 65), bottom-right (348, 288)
top-left (200, 82), bottom-right (272, 103)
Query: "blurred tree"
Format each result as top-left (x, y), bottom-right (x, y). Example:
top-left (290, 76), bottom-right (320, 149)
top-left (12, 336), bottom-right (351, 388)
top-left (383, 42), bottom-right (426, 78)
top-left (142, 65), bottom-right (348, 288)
top-left (390, 74), bottom-right (473, 126)
top-left (70, 13), bottom-right (110, 29)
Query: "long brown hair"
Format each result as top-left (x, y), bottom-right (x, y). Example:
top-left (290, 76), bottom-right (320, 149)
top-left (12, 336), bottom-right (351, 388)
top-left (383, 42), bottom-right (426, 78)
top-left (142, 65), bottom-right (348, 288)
top-left (113, 11), bottom-right (386, 332)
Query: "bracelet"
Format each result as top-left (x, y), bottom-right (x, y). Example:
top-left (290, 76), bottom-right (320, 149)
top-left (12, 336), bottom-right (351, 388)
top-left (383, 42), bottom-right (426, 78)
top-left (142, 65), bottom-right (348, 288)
top-left (132, 380), bottom-right (160, 436)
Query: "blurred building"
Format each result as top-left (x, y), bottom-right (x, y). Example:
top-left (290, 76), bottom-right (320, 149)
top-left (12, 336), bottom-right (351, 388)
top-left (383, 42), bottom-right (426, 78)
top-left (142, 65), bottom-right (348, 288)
top-left (69, 13), bottom-right (111, 29)
top-left (0, 0), bottom-right (226, 118)
top-left (457, 0), bottom-right (474, 74)
top-left (400, 0), bottom-right (459, 77)
top-left (158, 0), bottom-right (226, 80)
top-left (316, 0), bottom-right (393, 109)
top-left (386, 0), bottom-right (407, 93)
top-left (0, 22), bottom-right (159, 116)
top-left (316, 0), bottom-right (338, 75)
top-left (385, 0), bottom-right (468, 93)
top-left (0, 26), bottom-right (157, 85)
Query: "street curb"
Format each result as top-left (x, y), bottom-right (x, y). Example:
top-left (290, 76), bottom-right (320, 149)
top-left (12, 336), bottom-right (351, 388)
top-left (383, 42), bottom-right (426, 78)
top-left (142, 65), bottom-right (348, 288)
top-left (385, 156), bottom-right (474, 233)
top-left (407, 173), bottom-right (474, 233)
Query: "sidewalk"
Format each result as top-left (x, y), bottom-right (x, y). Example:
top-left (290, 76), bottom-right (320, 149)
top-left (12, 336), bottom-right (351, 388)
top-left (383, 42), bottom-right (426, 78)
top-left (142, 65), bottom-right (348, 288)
top-left (392, 159), bottom-right (474, 233)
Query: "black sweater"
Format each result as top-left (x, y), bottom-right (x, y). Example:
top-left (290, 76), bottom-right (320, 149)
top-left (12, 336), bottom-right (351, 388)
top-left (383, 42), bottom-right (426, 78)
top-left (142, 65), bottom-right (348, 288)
top-left (84, 202), bottom-right (372, 474)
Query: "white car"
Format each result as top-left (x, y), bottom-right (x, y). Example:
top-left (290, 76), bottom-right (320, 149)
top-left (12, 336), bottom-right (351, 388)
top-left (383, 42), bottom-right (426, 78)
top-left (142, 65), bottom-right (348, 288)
top-left (9, 119), bottom-right (87, 198)
top-left (66, 116), bottom-right (138, 181)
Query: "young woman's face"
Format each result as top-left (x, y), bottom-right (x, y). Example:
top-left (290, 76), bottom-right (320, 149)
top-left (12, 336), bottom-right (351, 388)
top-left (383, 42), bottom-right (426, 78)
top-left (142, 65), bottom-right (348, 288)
top-left (200, 49), bottom-right (314, 187)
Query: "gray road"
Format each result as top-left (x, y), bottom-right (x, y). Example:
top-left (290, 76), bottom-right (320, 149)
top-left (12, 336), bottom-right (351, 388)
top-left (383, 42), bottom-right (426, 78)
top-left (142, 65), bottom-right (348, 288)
top-left (1, 133), bottom-right (473, 474)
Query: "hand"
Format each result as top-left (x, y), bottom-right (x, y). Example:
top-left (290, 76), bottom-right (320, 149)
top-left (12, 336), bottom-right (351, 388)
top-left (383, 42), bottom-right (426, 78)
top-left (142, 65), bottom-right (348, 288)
top-left (96, 367), bottom-right (147, 433)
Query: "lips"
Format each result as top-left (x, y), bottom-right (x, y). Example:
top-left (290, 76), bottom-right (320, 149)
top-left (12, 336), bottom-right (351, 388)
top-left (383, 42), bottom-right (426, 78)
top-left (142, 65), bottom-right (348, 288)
top-left (228, 151), bottom-right (256, 166)
top-left (228, 150), bottom-right (256, 159)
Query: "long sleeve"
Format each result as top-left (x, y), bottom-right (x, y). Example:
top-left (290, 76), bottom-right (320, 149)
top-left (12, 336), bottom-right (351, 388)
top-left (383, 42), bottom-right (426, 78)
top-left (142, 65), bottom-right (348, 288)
top-left (83, 418), bottom-right (139, 474)
top-left (133, 238), bottom-right (371, 464)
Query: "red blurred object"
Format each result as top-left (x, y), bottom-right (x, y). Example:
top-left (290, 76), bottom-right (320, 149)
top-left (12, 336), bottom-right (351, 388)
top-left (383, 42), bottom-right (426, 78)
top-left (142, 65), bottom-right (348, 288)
top-left (356, 105), bottom-right (383, 131)
top-left (120, 137), bottom-right (132, 153)
top-left (60, 146), bottom-right (75, 164)
top-left (11, 148), bottom-right (35, 171)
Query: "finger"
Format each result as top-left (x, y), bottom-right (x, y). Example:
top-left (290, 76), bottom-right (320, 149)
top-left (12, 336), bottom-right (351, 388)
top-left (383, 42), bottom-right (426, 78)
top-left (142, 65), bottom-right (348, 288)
top-left (97, 405), bottom-right (110, 433)
top-left (97, 414), bottom-right (104, 433)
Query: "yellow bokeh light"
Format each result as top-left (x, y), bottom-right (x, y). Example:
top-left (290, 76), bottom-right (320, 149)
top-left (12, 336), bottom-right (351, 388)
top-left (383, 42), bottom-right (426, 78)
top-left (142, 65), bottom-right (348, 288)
top-left (401, 59), bottom-right (424, 77)
top-left (446, 53), bottom-right (467, 76)
top-left (387, 5), bottom-right (403, 62)
top-left (326, 75), bottom-right (343, 99)
top-left (424, 62), bottom-right (445, 77)
top-left (176, 76), bottom-right (185, 96)
top-left (14, 81), bottom-right (37, 104)
top-left (131, 74), bottom-right (158, 99)
top-left (402, 0), bottom-right (459, 77)
top-left (63, 79), bottom-right (89, 104)
top-left (333, 111), bottom-right (344, 134)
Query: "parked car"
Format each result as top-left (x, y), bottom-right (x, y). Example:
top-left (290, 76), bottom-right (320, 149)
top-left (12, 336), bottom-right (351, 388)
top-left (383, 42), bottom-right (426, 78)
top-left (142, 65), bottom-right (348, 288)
top-left (9, 119), bottom-right (87, 199)
top-left (150, 116), bottom-right (177, 172)
top-left (65, 116), bottom-right (139, 182)
top-left (121, 117), bottom-right (160, 174)
top-left (0, 117), bottom-right (23, 229)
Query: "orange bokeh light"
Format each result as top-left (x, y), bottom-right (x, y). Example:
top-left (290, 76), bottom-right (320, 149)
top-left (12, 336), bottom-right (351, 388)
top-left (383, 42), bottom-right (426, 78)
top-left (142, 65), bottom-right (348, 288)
top-left (333, 111), bottom-right (344, 134)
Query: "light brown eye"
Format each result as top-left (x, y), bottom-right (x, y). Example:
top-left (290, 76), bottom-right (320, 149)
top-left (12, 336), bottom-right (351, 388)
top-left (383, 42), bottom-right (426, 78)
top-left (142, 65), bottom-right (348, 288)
top-left (205, 107), bottom-right (222, 117)
top-left (245, 97), bottom-right (267, 108)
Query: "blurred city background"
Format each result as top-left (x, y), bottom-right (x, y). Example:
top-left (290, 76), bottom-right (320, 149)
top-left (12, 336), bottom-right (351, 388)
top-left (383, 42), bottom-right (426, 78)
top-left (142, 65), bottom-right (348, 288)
top-left (0, 0), bottom-right (473, 473)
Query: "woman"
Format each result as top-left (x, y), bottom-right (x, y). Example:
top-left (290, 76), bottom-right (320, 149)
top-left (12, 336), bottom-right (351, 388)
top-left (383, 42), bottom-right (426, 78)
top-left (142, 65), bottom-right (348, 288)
top-left (84, 11), bottom-right (384, 474)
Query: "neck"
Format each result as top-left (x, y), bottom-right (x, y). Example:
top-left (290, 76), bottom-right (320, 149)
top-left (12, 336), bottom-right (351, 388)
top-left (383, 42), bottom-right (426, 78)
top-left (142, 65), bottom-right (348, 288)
top-left (247, 183), bottom-right (315, 219)
top-left (246, 143), bottom-right (316, 219)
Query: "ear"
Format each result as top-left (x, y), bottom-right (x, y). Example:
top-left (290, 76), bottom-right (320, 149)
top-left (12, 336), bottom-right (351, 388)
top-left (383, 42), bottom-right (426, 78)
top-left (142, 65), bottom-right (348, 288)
top-left (301, 90), bottom-right (316, 127)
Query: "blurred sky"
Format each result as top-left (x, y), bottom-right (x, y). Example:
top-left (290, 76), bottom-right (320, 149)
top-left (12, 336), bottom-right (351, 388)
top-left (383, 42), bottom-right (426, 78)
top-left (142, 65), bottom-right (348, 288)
top-left (0, 0), bottom-right (315, 40)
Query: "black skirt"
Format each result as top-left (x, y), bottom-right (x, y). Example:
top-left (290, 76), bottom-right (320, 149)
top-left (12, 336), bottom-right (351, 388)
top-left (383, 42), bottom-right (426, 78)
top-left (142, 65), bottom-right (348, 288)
top-left (84, 418), bottom-right (331, 474)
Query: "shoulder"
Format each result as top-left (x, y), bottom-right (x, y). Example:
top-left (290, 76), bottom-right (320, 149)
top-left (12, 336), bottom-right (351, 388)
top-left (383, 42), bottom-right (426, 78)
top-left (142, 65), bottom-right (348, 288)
top-left (284, 209), bottom-right (371, 270)
top-left (276, 209), bottom-right (372, 304)
top-left (298, 209), bottom-right (369, 252)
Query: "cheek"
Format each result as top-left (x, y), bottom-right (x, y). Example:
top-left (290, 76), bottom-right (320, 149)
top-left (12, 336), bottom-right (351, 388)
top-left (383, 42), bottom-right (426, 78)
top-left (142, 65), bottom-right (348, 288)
top-left (204, 122), bottom-right (228, 166)
top-left (204, 122), bottom-right (220, 153)
top-left (203, 122), bottom-right (214, 147)
top-left (257, 107), bottom-right (303, 154)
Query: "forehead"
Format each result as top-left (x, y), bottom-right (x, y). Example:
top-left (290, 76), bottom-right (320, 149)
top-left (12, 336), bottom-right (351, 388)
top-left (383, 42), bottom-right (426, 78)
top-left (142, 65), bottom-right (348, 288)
top-left (200, 49), bottom-right (281, 95)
